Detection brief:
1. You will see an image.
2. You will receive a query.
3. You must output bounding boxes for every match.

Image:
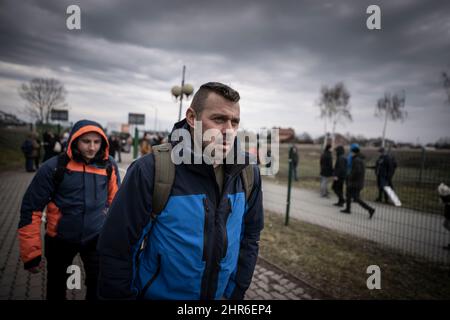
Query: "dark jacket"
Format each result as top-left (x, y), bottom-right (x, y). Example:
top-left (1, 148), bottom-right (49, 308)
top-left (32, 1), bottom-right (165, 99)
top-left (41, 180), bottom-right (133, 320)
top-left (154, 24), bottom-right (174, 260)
top-left (387, 154), bottom-right (397, 179)
top-left (320, 149), bottom-right (333, 177)
top-left (18, 120), bottom-right (121, 270)
top-left (289, 146), bottom-right (298, 165)
top-left (97, 119), bottom-right (264, 300)
top-left (375, 154), bottom-right (389, 177)
top-left (21, 139), bottom-right (33, 157)
top-left (347, 153), bottom-right (366, 190)
top-left (333, 146), bottom-right (347, 180)
top-left (375, 153), bottom-right (397, 179)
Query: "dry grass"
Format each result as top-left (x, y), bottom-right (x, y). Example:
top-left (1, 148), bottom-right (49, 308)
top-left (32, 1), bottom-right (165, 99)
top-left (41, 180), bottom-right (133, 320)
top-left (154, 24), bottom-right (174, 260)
top-left (260, 211), bottom-right (450, 299)
top-left (0, 127), bottom-right (28, 171)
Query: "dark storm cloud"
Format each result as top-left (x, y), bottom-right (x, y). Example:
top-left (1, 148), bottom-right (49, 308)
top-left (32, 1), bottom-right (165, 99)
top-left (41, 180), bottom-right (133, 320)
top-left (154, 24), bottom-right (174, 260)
top-left (0, 0), bottom-right (449, 142)
top-left (3, 0), bottom-right (449, 71)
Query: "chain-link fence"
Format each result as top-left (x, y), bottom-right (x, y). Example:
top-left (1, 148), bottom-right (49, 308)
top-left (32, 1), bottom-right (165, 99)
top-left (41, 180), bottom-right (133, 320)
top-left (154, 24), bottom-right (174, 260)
top-left (263, 144), bottom-right (450, 265)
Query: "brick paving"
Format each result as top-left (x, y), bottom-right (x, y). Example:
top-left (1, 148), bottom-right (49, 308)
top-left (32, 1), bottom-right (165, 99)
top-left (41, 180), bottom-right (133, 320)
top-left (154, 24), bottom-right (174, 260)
top-left (0, 170), bottom-right (324, 300)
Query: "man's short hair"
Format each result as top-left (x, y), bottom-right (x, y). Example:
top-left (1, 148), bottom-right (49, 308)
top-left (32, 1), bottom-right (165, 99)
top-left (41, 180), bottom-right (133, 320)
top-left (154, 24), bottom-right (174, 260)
top-left (190, 82), bottom-right (240, 116)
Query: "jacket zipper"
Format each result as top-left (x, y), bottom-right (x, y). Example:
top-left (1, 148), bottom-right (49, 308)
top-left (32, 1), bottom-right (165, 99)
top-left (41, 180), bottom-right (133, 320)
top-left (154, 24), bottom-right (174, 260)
top-left (222, 198), bottom-right (232, 259)
top-left (138, 253), bottom-right (161, 299)
top-left (134, 221), bottom-right (155, 281)
top-left (80, 164), bottom-right (86, 243)
top-left (202, 197), bottom-right (209, 261)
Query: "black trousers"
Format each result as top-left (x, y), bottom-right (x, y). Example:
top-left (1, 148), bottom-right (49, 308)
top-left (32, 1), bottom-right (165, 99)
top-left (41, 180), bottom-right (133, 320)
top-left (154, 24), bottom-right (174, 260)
top-left (332, 179), bottom-right (345, 204)
top-left (34, 156), bottom-right (40, 170)
top-left (25, 157), bottom-right (34, 172)
top-left (44, 235), bottom-right (99, 300)
top-left (291, 163), bottom-right (299, 181)
top-left (345, 187), bottom-right (374, 214)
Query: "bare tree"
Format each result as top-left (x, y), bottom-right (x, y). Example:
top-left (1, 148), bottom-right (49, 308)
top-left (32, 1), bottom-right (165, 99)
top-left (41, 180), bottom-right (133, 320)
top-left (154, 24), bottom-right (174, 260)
top-left (318, 82), bottom-right (352, 148)
top-left (375, 91), bottom-right (407, 148)
top-left (443, 72), bottom-right (450, 104)
top-left (18, 78), bottom-right (68, 124)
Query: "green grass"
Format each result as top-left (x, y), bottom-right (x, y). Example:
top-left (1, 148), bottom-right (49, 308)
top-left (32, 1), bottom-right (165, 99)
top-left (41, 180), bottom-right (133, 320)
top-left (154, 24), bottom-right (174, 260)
top-left (0, 126), bottom-right (30, 171)
top-left (260, 211), bottom-right (450, 299)
top-left (268, 144), bottom-right (450, 214)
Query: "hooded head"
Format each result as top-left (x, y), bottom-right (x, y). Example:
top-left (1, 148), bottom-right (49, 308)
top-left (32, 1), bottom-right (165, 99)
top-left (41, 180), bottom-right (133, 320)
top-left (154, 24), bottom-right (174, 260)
top-left (335, 145), bottom-right (345, 156)
top-left (350, 143), bottom-right (360, 154)
top-left (66, 120), bottom-right (109, 164)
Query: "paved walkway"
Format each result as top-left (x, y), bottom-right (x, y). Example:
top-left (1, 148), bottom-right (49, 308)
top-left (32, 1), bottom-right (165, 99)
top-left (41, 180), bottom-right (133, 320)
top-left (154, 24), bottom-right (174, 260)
top-left (0, 161), bottom-right (323, 300)
top-left (263, 177), bottom-right (450, 264)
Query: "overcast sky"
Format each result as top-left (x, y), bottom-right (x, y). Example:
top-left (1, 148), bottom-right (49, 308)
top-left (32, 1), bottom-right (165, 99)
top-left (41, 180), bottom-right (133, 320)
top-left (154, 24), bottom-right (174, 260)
top-left (1, 0), bottom-right (449, 143)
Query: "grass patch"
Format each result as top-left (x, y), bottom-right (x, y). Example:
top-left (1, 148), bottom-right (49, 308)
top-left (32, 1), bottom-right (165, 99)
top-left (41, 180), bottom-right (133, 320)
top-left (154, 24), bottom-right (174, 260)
top-left (260, 211), bottom-right (450, 299)
top-left (0, 126), bottom-right (30, 171)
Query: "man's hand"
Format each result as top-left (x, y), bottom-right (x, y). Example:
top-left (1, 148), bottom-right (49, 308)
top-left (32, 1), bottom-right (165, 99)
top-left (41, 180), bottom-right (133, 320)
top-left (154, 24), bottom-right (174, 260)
top-left (27, 262), bottom-right (43, 274)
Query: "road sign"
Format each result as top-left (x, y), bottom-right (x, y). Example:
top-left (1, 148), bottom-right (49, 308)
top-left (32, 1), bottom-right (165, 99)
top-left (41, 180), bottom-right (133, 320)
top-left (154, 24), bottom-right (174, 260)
top-left (50, 109), bottom-right (68, 121)
top-left (128, 113), bottom-right (145, 125)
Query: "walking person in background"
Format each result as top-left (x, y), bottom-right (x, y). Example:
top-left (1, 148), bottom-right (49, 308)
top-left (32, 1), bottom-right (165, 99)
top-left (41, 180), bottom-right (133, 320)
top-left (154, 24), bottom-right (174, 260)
top-left (289, 144), bottom-right (299, 181)
top-left (31, 133), bottom-right (41, 170)
top-left (42, 131), bottom-right (55, 162)
top-left (21, 133), bottom-right (35, 172)
top-left (386, 148), bottom-right (397, 194)
top-left (373, 147), bottom-right (398, 204)
top-left (116, 141), bottom-right (122, 163)
top-left (42, 131), bottom-right (62, 161)
top-left (341, 143), bottom-right (375, 219)
top-left (60, 131), bottom-right (70, 153)
top-left (332, 145), bottom-right (347, 207)
top-left (374, 147), bottom-right (391, 203)
top-left (139, 132), bottom-right (152, 156)
top-left (108, 135), bottom-right (118, 161)
top-left (320, 143), bottom-right (333, 197)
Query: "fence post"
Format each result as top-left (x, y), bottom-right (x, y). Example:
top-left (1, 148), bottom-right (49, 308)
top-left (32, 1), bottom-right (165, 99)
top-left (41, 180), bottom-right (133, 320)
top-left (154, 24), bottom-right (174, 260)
top-left (285, 158), bottom-right (292, 226)
top-left (133, 126), bottom-right (139, 159)
top-left (419, 147), bottom-right (426, 186)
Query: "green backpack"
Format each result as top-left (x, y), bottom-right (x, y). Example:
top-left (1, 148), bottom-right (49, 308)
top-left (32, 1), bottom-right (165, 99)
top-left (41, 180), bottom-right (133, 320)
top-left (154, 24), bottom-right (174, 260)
top-left (151, 143), bottom-right (255, 215)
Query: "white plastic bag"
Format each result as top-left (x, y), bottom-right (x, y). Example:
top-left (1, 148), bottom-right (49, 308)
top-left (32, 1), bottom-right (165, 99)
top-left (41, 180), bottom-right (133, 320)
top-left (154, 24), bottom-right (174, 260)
top-left (384, 186), bottom-right (401, 207)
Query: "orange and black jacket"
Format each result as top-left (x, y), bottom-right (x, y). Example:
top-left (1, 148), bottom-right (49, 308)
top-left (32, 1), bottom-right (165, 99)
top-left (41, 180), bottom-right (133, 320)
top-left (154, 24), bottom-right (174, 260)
top-left (18, 120), bottom-right (121, 269)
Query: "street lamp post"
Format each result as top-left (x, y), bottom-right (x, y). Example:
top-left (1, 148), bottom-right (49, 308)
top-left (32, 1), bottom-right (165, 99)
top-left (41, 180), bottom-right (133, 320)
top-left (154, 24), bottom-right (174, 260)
top-left (171, 65), bottom-right (194, 121)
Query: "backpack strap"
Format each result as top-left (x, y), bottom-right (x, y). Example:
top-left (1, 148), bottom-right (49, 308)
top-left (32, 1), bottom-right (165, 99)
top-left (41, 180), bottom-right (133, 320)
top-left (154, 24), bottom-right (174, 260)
top-left (151, 145), bottom-right (254, 214)
top-left (105, 159), bottom-right (113, 180)
top-left (53, 153), bottom-right (71, 190)
top-left (241, 164), bottom-right (255, 203)
top-left (152, 143), bottom-right (175, 217)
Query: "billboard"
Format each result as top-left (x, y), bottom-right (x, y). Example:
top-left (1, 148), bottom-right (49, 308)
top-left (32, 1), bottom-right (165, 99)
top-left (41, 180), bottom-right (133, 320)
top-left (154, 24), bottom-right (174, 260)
top-left (50, 109), bottom-right (69, 121)
top-left (128, 113), bottom-right (145, 125)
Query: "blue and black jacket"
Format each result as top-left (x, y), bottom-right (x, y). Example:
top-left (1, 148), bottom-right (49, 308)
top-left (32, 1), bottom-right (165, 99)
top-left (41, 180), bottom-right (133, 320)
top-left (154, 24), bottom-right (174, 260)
top-left (97, 119), bottom-right (264, 300)
top-left (18, 120), bottom-right (121, 269)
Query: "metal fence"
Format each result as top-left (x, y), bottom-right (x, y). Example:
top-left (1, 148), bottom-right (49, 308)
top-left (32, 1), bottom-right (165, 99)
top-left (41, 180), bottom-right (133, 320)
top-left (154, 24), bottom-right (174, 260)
top-left (263, 145), bottom-right (450, 265)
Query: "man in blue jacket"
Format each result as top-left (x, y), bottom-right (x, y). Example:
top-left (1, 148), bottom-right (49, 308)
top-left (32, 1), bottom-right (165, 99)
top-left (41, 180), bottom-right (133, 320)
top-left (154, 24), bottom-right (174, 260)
top-left (18, 120), bottom-right (121, 300)
top-left (98, 82), bottom-right (264, 300)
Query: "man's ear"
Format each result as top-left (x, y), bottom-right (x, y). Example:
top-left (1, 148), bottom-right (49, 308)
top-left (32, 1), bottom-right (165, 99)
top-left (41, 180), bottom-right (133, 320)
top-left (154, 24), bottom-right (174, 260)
top-left (186, 107), bottom-right (197, 129)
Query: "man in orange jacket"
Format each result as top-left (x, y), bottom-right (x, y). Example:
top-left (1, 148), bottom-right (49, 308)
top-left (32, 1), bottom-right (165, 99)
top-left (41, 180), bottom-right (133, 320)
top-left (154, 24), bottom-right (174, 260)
top-left (18, 120), bottom-right (121, 300)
